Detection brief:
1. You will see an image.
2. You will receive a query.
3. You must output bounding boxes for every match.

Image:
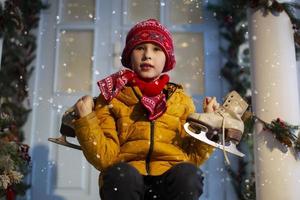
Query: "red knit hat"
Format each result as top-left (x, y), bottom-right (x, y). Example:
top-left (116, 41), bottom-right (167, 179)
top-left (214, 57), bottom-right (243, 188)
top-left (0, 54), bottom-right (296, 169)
top-left (121, 19), bottom-right (176, 72)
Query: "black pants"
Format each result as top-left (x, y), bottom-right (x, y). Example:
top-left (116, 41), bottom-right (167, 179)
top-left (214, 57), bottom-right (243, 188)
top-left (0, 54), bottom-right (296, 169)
top-left (100, 162), bottom-right (204, 200)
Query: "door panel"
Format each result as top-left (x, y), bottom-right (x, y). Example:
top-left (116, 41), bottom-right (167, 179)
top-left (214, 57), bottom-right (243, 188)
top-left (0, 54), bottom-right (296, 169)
top-left (169, 0), bottom-right (204, 24)
top-left (55, 30), bottom-right (94, 93)
top-left (126, 0), bottom-right (160, 23)
top-left (170, 32), bottom-right (205, 95)
top-left (60, 0), bottom-right (95, 23)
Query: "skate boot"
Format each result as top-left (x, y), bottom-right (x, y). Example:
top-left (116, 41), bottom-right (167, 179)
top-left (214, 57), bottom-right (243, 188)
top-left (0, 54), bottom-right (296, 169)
top-left (49, 97), bottom-right (98, 150)
top-left (48, 106), bottom-right (82, 150)
top-left (184, 91), bottom-right (248, 158)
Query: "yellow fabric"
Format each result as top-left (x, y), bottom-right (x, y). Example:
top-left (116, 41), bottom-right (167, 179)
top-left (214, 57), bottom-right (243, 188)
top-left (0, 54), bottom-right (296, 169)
top-left (74, 83), bottom-right (214, 176)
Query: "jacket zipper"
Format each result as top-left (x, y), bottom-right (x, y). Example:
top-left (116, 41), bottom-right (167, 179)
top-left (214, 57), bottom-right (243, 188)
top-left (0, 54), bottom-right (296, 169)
top-left (131, 84), bottom-right (178, 175)
top-left (145, 120), bottom-right (155, 175)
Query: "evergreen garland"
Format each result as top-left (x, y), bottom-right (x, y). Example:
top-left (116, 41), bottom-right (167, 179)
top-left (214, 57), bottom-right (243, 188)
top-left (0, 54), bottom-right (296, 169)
top-left (0, 0), bottom-right (48, 198)
top-left (0, 0), bottom-right (48, 140)
top-left (208, 1), bottom-right (254, 198)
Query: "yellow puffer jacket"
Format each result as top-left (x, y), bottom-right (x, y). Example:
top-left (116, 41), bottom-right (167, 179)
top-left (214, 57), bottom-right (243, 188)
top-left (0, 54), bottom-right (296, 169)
top-left (74, 83), bottom-right (214, 176)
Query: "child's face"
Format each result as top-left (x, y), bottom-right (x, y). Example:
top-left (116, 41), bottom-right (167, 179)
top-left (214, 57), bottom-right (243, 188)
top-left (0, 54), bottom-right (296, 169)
top-left (130, 43), bottom-right (166, 81)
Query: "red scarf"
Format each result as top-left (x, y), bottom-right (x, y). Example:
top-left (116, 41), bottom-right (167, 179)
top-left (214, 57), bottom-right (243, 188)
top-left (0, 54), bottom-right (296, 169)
top-left (97, 69), bottom-right (169, 120)
top-left (130, 75), bottom-right (169, 97)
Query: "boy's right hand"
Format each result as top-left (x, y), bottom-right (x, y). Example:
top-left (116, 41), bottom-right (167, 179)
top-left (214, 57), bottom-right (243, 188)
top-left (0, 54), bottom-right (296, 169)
top-left (75, 95), bottom-right (95, 118)
top-left (203, 97), bottom-right (219, 113)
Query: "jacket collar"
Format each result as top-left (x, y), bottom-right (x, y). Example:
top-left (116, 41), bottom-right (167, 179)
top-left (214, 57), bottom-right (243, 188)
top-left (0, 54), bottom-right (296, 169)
top-left (115, 86), bottom-right (140, 106)
top-left (115, 83), bottom-right (181, 106)
top-left (163, 82), bottom-right (182, 100)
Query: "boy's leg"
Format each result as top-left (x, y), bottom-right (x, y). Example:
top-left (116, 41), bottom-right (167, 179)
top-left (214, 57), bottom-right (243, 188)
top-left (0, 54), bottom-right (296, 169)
top-left (143, 176), bottom-right (164, 200)
top-left (160, 162), bottom-right (204, 200)
top-left (100, 162), bottom-right (144, 200)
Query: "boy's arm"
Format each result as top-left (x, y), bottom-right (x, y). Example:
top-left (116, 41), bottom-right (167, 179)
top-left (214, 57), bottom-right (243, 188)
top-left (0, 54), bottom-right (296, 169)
top-left (180, 95), bottom-right (215, 166)
top-left (74, 95), bottom-right (119, 171)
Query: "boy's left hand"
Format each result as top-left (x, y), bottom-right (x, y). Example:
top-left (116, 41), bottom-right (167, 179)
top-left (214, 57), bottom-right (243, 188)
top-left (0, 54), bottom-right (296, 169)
top-left (203, 97), bottom-right (220, 113)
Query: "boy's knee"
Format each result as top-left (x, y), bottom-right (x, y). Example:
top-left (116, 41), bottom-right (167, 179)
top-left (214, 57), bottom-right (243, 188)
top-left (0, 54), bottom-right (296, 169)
top-left (100, 163), bottom-right (144, 199)
top-left (103, 162), bottom-right (142, 183)
top-left (168, 163), bottom-right (204, 186)
top-left (164, 163), bottom-right (204, 199)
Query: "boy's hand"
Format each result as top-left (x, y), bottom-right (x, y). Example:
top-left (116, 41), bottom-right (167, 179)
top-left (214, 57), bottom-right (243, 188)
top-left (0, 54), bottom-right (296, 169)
top-left (75, 95), bottom-right (95, 118)
top-left (203, 97), bottom-right (220, 113)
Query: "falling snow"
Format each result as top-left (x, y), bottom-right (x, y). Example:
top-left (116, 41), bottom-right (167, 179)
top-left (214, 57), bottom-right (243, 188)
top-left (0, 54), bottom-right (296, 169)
top-left (19, 2), bottom-right (300, 199)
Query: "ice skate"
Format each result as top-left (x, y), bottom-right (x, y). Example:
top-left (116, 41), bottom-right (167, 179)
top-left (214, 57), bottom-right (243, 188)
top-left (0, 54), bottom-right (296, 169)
top-left (184, 91), bottom-right (248, 158)
top-left (48, 106), bottom-right (82, 150)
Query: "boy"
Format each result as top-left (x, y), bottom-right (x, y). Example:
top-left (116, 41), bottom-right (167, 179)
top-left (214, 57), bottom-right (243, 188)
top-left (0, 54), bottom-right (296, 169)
top-left (74, 19), bottom-right (218, 200)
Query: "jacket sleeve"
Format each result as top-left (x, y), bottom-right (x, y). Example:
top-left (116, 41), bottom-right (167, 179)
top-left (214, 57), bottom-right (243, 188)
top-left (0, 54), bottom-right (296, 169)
top-left (179, 94), bottom-right (215, 166)
top-left (74, 95), bottom-right (119, 171)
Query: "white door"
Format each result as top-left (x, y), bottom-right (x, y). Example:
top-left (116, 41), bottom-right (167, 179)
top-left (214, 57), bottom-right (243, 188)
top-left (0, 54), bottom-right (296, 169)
top-left (24, 0), bottom-right (232, 200)
top-left (25, 0), bottom-right (113, 199)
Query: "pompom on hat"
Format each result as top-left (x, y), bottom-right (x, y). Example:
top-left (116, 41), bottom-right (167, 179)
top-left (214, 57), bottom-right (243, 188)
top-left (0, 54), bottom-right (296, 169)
top-left (121, 19), bottom-right (176, 72)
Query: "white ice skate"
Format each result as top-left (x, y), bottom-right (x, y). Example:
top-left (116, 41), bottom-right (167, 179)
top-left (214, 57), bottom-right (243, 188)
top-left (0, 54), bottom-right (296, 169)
top-left (48, 106), bottom-right (82, 150)
top-left (183, 91), bottom-right (248, 159)
top-left (184, 122), bottom-right (244, 157)
top-left (48, 135), bottom-right (82, 150)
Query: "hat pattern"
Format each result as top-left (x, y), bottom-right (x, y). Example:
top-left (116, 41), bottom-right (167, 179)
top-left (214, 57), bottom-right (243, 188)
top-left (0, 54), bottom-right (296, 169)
top-left (121, 19), bottom-right (176, 72)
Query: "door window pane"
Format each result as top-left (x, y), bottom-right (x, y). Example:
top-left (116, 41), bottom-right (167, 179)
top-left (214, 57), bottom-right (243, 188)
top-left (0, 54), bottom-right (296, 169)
top-left (169, 0), bottom-right (203, 24)
top-left (56, 30), bottom-right (93, 93)
top-left (170, 32), bottom-right (204, 95)
top-left (61, 0), bottom-right (95, 23)
top-left (127, 0), bottom-right (160, 24)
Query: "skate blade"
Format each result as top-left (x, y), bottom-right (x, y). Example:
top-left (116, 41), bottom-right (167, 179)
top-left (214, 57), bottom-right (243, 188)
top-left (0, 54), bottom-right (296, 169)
top-left (48, 135), bottom-right (82, 150)
top-left (184, 122), bottom-right (245, 157)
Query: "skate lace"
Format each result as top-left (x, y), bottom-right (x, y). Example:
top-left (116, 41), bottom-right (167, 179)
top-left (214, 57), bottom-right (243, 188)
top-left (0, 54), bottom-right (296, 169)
top-left (221, 115), bottom-right (230, 165)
